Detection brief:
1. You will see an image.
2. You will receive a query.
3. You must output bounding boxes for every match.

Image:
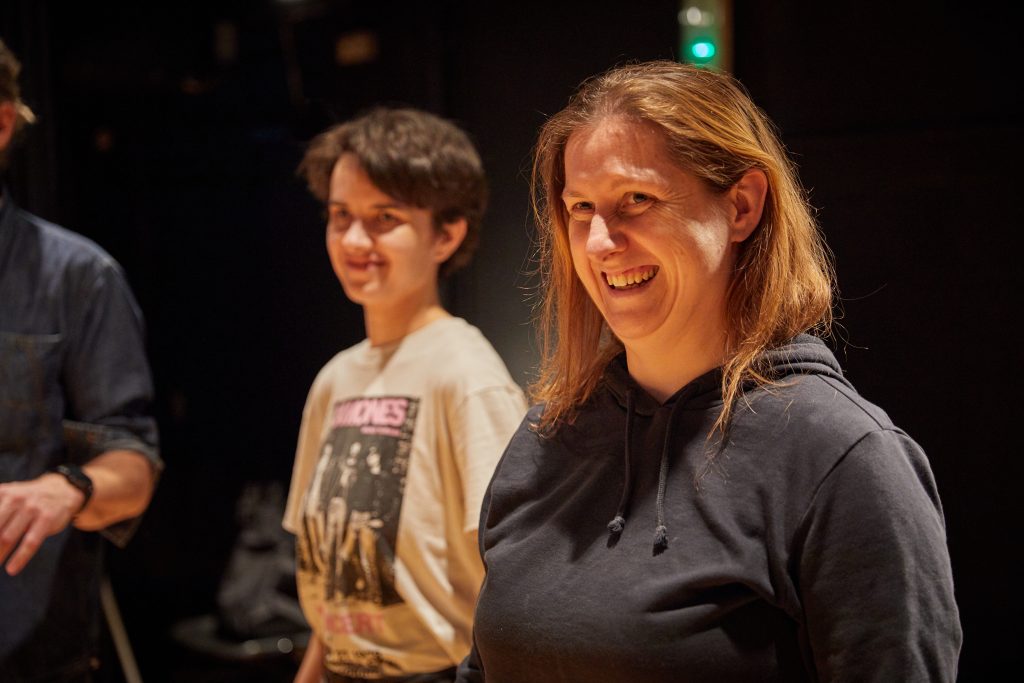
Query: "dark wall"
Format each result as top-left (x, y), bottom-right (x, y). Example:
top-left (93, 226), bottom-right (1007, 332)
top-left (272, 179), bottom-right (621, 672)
top-left (1, 1), bottom-right (1019, 680)
top-left (735, 4), bottom-right (1023, 678)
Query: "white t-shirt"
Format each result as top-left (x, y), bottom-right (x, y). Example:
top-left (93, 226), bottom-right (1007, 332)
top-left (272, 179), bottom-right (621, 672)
top-left (283, 317), bottom-right (527, 679)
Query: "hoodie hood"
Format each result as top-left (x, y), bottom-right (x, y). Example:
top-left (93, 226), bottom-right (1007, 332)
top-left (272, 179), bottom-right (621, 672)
top-left (599, 333), bottom-right (847, 553)
top-left (604, 333), bottom-right (847, 412)
top-left (757, 333), bottom-right (848, 384)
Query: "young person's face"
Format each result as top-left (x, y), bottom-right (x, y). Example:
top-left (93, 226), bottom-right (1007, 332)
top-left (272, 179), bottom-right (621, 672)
top-left (562, 117), bottom-right (747, 354)
top-left (325, 153), bottom-right (445, 312)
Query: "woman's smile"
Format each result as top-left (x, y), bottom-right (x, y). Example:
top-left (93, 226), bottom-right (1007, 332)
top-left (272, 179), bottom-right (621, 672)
top-left (603, 266), bottom-right (659, 290)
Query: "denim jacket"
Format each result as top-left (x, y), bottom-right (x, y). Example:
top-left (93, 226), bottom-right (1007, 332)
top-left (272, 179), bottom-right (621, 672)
top-left (0, 190), bottom-right (161, 681)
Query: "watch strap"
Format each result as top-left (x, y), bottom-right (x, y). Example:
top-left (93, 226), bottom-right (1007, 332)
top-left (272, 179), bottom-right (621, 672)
top-left (53, 464), bottom-right (94, 513)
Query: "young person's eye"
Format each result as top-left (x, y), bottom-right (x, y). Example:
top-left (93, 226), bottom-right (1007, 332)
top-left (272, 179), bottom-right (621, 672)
top-left (327, 206), bottom-right (352, 228)
top-left (362, 210), bottom-right (405, 235)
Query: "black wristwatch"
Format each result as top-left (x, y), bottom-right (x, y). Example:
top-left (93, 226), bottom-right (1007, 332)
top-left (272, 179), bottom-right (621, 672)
top-left (53, 464), bottom-right (94, 513)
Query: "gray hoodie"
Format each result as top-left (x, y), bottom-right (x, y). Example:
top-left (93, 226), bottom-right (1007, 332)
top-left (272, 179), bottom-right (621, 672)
top-left (459, 335), bottom-right (961, 682)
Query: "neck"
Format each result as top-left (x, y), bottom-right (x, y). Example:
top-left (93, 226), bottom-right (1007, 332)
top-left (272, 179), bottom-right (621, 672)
top-left (363, 290), bottom-right (449, 347)
top-left (623, 327), bottom-right (728, 403)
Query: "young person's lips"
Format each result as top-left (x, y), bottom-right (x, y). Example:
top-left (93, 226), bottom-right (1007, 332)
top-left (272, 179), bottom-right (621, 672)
top-left (346, 258), bottom-right (383, 270)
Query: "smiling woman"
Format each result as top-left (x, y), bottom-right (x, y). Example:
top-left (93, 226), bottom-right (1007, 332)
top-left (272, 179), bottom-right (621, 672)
top-left (561, 116), bottom-right (766, 401)
top-left (456, 61), bottom-right (962, 683)
top-left (532, 62), bottom-right (833, 435)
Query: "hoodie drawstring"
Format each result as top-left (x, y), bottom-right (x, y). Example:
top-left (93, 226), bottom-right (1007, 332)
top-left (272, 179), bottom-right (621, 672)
top-left (607, 389), bottom-right (683, 554)
top-left (607, 389), bottom-right (634, 535)
top-left (652, 402), bottom-right (681, 553)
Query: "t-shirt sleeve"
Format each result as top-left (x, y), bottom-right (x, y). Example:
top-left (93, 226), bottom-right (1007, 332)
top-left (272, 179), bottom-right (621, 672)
top-left (451, 385), bottom-right (528, 533)
top-left (797, 429), bottom-right (962, 682)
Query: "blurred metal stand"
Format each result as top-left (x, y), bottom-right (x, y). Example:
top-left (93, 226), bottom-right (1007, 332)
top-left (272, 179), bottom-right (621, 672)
top-left (100, 575), bottom-right (143, 683)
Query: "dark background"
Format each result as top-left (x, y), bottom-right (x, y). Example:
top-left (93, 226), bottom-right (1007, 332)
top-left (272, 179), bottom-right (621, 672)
top-left (2, 1), bottom-right (1021, 680)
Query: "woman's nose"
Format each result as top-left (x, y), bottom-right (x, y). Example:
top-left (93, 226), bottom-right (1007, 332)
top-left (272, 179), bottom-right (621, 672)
top-left (586, 214), bottom-right (622, 259)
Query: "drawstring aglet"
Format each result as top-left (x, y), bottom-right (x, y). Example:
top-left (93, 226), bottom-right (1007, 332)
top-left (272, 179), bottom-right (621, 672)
top-left (653, 524), bottom-right (668, 551)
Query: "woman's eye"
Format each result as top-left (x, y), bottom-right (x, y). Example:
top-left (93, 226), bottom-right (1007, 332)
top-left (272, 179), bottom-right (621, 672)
top-left (620, 192), bottom-right (654, 215)
top-left (568, 201), bottom-right (594, 219)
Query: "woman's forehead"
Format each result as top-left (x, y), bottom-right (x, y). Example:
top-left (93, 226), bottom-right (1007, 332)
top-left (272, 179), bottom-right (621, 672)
top-left (563, 117), bottom-right (679, 189)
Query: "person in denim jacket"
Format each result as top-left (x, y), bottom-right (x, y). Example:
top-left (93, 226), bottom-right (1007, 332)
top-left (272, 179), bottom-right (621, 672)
top-left (0, 39), bottom-right (162, 682)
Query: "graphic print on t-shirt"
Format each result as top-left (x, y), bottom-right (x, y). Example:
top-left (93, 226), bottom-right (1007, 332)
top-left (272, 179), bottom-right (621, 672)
top-left (297, 396), bottom-right (419, 612)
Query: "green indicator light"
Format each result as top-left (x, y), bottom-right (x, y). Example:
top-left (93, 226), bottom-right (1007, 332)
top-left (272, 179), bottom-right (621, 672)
top-left (691, 41), bottom-right (715, 60)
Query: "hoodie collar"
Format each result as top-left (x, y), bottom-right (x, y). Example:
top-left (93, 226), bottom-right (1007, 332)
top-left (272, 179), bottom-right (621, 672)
top-left (603, 352), bottom-right (725, 417)
top-left (600, 334), bottom-right (844, 555)
top-left (758, 333), bottom-right (846, 383)
top-left (602, 334), bottom-right (843, 416)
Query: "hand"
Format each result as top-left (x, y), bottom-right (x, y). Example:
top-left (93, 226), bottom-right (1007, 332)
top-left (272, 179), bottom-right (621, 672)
top-left (0, 473), bottom-right (85, 576)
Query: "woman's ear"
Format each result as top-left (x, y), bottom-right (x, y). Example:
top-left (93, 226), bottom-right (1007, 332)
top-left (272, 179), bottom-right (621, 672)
top-left (728, 169), bottom-right (768, 243)
top-left (433, 217), bottom-right (468, 263)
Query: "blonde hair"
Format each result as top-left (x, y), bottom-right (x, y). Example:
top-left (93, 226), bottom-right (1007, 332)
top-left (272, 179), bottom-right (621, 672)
top-left (531, 60), bottom-right (834, 434)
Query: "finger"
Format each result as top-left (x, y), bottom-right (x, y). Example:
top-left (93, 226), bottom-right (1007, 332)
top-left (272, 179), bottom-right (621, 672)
top-left (0, 488), bottom-right (18, 530)
top-left (4, 520), bottom-right (47, 576)
top-left (0, 509), bottom-right (33, 569)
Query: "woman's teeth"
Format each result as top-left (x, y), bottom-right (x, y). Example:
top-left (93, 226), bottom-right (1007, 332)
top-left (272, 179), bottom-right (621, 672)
top-left (605, 267), bottom-right (658, 289)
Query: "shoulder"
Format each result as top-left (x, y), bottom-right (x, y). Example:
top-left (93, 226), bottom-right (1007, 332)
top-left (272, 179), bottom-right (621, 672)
top-left (829, 428), bottom-right (936, 496)
top-left (413, 318), bottom-right (523, 395)
top-left (14, 207), bottom-right (122, 281)
top-left (296, 343), bottom-right (370, 427)
top-left (739, 370), bottom-right (897, 454)
top-left (3, 208), bottom-right (142, 336)
top-left (421, 318), bottom-right (504, 364)
top-left (719, 366), bottom-right (927, 510)
top-left (309, 341), bottom-right (370, 390)
top-left (743, 335), bottom-right (896, 438)
top-left (485, 404), bottom-right (550, 486)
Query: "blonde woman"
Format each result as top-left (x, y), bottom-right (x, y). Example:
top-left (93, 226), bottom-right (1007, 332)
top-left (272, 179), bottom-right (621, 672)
top-left (458, 61), bottom-right (961, 682)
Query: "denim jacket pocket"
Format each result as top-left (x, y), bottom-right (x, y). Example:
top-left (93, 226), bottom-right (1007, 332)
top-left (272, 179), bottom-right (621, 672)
top-left (0, 332), bottom-right (64, 471)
